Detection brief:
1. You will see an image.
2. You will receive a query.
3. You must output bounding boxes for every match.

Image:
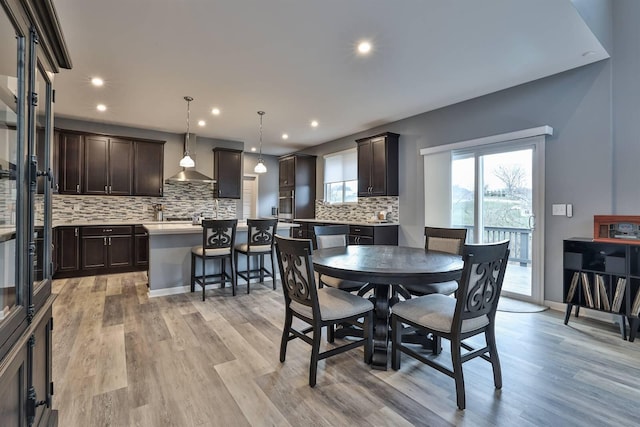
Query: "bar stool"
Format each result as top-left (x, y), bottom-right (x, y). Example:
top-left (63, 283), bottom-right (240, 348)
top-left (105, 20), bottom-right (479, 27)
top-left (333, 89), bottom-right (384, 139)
top-left (191, 219), bottom-right (238, 300)
top-left (234, 218), bottom-right (278, 293)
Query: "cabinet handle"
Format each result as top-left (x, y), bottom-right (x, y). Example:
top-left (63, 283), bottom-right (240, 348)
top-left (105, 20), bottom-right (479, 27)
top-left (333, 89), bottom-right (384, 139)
top-left (103, 237), bottom-right (107, 245)
top-left (76, 184), bottom-right (80, 193)
top-left (104, 185), bottom-right (108, 193)
top-left (354, 228), bottom-right (360, 232)
top-left (108, 237), bottom-right (111, 246)
top-left (74, 228), bottom-right (78, 237)
top-left (109, 185), bottom-right (112, 194)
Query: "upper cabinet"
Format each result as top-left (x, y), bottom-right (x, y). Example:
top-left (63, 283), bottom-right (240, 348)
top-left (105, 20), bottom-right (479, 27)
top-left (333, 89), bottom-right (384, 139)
top-left (356, 132), bottom-right (399, 197)
top-left (279, 156), bottom-right (295, 188)
top-left (213, 148), bottom-right (242, 199)
top-left (57, 130), bottom-right (164, 196)
top-left (279, 154), bottom-right (316, 219)
top-left (134, 141), bottom-right (164, 196)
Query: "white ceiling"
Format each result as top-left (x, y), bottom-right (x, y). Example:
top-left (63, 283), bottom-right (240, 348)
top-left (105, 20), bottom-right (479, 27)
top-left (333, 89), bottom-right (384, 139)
top-left (52, 0), bottom-right (608, 155)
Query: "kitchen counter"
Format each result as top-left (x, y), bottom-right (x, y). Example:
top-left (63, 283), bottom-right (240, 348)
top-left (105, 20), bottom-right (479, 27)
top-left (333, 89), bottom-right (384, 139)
top-left (291, 218), bottom-right (398, 227)
top-left (144, 220), bottom-right (298, 236)
top-left (0, 226), bottom-right (16, 243)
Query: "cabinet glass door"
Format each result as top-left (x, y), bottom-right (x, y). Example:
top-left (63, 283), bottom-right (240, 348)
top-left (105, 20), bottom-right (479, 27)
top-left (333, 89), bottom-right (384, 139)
top-left (0, 11), bottom-right (21, 326)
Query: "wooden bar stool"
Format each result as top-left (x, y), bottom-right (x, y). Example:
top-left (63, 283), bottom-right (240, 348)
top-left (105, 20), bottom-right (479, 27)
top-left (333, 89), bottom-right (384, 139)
top-left (234, 218), bottom-right (278, 293)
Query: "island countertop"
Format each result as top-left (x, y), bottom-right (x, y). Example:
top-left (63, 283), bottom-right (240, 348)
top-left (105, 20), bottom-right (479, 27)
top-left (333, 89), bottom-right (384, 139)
top-left (144, 221), bottom-right (298, 236)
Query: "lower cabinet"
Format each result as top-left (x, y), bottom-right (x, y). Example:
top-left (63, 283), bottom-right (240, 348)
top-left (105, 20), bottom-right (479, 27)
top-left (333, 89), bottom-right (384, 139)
top-left (291, 221), bottom-right (398, 246)
top-left (54, 224), bottom-right (148, 278)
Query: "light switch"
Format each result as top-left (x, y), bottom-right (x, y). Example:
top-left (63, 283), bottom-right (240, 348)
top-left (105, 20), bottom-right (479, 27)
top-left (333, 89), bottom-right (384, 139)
top-left (552, 204), bottom-right (567, 216)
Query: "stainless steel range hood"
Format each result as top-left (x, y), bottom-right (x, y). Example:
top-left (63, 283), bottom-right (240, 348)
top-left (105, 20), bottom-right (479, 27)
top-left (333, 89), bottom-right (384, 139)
top-left (166, 133), bottom-right (215, 183)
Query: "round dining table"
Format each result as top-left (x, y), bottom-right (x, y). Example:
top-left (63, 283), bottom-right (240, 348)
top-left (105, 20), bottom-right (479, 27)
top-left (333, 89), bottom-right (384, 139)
top-left (312, 245), bottom-right (463, 370)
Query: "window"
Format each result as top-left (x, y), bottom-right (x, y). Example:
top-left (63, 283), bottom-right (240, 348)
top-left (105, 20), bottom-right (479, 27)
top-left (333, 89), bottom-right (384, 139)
top-left (324, 148), bottom-right (357, 204)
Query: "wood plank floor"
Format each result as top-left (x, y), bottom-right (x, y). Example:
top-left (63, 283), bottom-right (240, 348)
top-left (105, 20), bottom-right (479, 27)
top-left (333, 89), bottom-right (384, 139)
top-left (52, 273), bottom-right (640, 426)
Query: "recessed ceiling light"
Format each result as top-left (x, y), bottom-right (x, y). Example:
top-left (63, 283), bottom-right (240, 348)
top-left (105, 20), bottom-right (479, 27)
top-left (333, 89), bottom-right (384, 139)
top-left (198, 120), bottom-right (206, 127)
top-left (282, 133), bottom-right (289, 140)
top-left (96, 104), bottom-right (106, 112)
top-left (91, 77), bottom-right (104, 87)
top-left (311, 120), bottom-right (318, 128)
top-left (211, 108), bottom-right (220, 115)
top-left (251, 147), bottom-right (257, 152)
top-left (357, 41), bottom-right (372, 55)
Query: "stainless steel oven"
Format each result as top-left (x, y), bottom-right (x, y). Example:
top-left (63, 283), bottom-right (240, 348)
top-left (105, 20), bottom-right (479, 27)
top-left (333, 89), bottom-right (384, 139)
top-left (278, 189), bottom-right (294, 220)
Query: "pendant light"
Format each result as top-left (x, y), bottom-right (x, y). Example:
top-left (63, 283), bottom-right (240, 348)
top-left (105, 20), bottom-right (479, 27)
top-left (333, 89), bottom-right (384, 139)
top-left (254, 111), bottom-right (267, 174)
top-left (179, 96), bottom-right (195, 168)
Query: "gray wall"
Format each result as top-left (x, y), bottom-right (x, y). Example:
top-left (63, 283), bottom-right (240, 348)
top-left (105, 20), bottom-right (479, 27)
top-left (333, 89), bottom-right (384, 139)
top-left (302, 2), bottom-right (623, 304)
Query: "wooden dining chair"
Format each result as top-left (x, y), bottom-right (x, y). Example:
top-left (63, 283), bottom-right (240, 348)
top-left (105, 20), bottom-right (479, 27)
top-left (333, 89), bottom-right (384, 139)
top-left (234, 218), bottom-right (277, 293)
top-left (313, 225), bottom-right (367, 292)
top-left (275, 235), bottom-right (374, 387)
top-left (190, 219), bottom-right (238, 300)
top-left (391, 240), bottom-right (510, 410)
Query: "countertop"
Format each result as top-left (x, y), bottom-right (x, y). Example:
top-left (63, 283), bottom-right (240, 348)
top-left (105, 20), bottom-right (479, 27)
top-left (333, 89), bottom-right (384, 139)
top-left (0, 226), bottom-right (16, 243)
top-left (291, 218), bottom-right (399, 227)
top-left (144, 221), bottom-right (298, 236)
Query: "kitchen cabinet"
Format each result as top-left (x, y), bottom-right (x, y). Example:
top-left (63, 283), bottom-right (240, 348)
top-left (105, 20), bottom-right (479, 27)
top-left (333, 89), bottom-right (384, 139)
top-left (278, 154), bottom-right (316, 219)
top-left (134, 225), bottom-right (149, 267)
top-left (356, 132), bottom-right (399, 197)
top-left (81, 226), bottom-right (133, 271)
top-left (134, 141), bottom-right (164, 196)
top-left (55, 226), bottom-right (80, 275)
top-left (349, 224), bottom-right (399, 245)
top-left (58, 132), bottom-right (83, 194)
top-left (84, 136), bottom-right (133, 195)
top-left (213, 148), bottom-right (242, 199)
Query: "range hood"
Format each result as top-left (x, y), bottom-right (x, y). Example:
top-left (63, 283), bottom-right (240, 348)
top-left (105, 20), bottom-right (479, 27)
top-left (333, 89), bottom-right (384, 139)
top-left (166, 133), bottom-right (215, 183)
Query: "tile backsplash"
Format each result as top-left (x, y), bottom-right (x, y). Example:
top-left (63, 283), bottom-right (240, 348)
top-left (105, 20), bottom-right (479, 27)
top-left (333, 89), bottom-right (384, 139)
top-left (44, 181), bottom-right (237, 223)
top-left (315, 196), bottom-right (399, 222)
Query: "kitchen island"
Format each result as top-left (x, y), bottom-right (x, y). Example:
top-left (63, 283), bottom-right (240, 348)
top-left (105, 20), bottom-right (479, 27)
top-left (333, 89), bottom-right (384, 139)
top-left (144, 221), bottom-right (298, 297)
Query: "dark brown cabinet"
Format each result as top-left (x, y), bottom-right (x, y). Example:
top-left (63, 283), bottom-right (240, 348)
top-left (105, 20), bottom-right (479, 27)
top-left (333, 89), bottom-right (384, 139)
top-left (58, 132), bottom-right (83, 194)
top-left (84, 136), bottom-right (132, 195)
top-left (356, 132), bottom-right (399, 197)
top-left (349, 225), bottom-right (398, 245)
top-left (134, 141), bottom-right (164, 196)
top-left (213, 148), bottom-right (242, 199)
top-left (55, 226), bottom-right (80, 274)
top-left (81, 226), bottom-right (133, 272)
top-left (278, 154), bottom-right (316, 219)
top-left (57, 130), bottom-right (163, 196)
top-left (134, 226), bottom-right (149, 267)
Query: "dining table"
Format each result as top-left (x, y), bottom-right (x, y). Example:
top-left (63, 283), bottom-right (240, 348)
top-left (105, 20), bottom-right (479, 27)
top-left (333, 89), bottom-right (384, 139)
top-left (312, 245), bottom-right (463, 370)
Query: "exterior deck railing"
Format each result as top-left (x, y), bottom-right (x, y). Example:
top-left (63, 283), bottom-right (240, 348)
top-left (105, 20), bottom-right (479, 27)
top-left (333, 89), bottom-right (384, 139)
top-left (456, 225), bottom-right (531, 266)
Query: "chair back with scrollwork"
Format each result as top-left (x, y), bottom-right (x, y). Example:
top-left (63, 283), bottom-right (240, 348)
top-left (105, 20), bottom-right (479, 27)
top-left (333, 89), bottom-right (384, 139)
top-left (201, 219), bottom-right (237, 254)
top-left (275, 235), bottom-right (320, 319)
top-left (246, 218), bottom-right (278, 251)
top-left (453, 240), bottom-right (510, 331)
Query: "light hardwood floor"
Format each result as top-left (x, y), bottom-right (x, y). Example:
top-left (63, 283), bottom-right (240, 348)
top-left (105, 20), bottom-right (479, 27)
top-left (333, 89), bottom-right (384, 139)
top-left (52, 273), bottom-right (640, 427)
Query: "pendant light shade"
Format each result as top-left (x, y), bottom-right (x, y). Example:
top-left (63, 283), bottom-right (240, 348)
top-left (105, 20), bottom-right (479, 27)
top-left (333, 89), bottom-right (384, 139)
top-left (180, 96), bottom-right (195, 168)
top-left (254, 111), bottom-right (267, 174)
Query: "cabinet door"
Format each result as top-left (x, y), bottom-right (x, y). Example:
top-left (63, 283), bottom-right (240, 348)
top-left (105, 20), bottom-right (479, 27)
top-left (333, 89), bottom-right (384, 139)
top-left (32, 309), bottom-right (54, 427)
top-left (108, 138), bottom-right (133, 195)
top-left (81, 236), bottom-right (107, 269)
top-left (134, 141), bottom-right (164, 196)
top-left (58, 133), bottom-right (83, 194)
top-left (369, 137), bottom-right (387, 196)
top-left (357, 141), bottom-right (372, 196)
top-left (135, 232), bottom-right (149, 267)
top-left (84, 135), bottom-right (109, 195)
top-left (279, 157), bottom-right (295, 187)
top-left (214, 149), bottom-right (242, 199)
top-left (0, 345), bottom-right (27, 427)
top-left (108, 235), bottom-right (133, 268)
top-left (56, 227), bottom-right (80, 273)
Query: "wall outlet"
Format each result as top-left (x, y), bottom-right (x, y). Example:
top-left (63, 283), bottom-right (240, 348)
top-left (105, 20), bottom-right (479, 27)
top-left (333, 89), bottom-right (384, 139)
top-left (73, 204), bottom-right (80, 212)
top-left (387, 205), bottom-right (393, 212)
top-left (552, 204), bottom-right (566, 216)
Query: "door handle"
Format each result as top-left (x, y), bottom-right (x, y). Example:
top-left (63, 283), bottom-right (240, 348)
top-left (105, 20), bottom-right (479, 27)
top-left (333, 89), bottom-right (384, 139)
top-left (74, 228), bottom-right (78, 237)
top-left (103, 237), bottom-right (107, 245)
top-left (528, 215), bottom-right (535, 230)
top-left (76, 184), bottom-right (80, 193)
top-left (104, 185), bottom-right (108, 193)
top-left (108, 237), bottom-right (112, 246)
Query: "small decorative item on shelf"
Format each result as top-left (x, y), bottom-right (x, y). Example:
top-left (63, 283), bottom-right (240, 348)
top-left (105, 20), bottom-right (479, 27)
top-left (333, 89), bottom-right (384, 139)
top-left (594, 215), bottom-right (640, 244)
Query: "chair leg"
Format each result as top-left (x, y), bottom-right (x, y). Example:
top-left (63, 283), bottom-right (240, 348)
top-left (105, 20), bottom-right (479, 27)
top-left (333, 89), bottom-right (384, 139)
top-left (486, 326), bottom-right (502, 389)
top-left (259, 254), bottom-right (265, 282)
top-left (190, 253), bottom-right (196, 293)
top-left (451, 338), bottom-right (466, 410)
top-left (327, 325), bottom-right (335, 343)
top-left (271, 250), bottom-right (276, 290)
top-left (221, 258), bottom-right (226, 288)
top-left (280, 310), bottom-right (293, 363)
top-left (234, 251), bottom-right (239, 293)
top-left (230, 255), bottom-right (236, 296)
top-left (391, 314), bottom-right (401, 370)
top-left (432, 335), bottom-right (442, 355)
top-left (364, 311), bottom-right (373, 364)
top-left (246, 253), bottom-right (251, 294)
top-left (309, 323), bottom-right (321, 387)
top-left (201, 256), bottom-right (206, 301)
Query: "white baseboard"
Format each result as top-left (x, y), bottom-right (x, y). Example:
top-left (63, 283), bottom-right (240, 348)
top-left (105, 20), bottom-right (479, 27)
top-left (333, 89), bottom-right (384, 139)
top-left (148, 277), bottom-right (277, 298)
top-left (545, 300), bottom-right (624, 324)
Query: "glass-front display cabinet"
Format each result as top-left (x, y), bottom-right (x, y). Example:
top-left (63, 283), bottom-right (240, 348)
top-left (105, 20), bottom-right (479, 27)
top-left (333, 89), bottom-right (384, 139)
top-left (0, 0), bottom-right (71, 425)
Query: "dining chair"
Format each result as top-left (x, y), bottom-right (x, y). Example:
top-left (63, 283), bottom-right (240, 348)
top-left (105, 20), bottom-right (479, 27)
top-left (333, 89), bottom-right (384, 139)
top-left (402, 226), bottom-right (468, 297)
top-left (235, 218), bottom-right (277, 293)
top-left (391, 240), bottom-right (510, 410)
top-left (313, 225), bottom-right (367, 292)
top-left (275, 235), bottom-right (374, 387)
top-left (190, 219), bottom-right (238, 300)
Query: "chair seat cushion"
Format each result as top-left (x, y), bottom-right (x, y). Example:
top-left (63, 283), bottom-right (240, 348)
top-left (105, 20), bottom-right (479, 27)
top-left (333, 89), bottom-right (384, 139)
top-left (234, 243), bottom-right (272, 253)
top-left (403, 280), bottom-right (458, 296)
top-left (291, 286), bottom-right (373, 321)
top-left (320, 275), bottom-right (366, 292)
top-left (392, 293), bottom-right (489, 334)
top-left (192, 246), bottom-right (232, 257)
